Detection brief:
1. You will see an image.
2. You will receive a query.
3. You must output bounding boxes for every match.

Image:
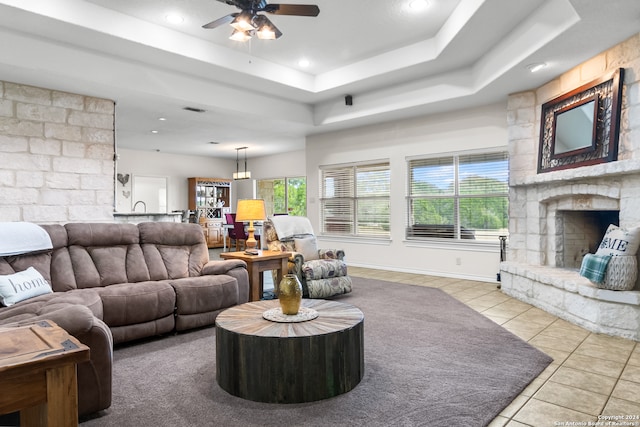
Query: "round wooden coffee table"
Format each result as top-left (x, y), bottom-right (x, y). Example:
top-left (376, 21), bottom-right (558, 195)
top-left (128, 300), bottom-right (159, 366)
top-left (215, 299), bottom-right (364, 403)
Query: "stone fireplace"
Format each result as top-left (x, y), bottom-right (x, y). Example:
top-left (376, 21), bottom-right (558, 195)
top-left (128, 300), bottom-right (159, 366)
top-left (499, 33), bottom-right (640, 340)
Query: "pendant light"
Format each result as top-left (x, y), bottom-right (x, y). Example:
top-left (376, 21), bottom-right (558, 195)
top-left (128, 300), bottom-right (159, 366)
top-left (233, 147), bottom-right (251, 180)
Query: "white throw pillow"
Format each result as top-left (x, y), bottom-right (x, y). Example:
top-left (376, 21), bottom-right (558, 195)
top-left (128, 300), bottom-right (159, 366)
top-left (595, 224), bottom-right (640, 257)
top-left (0, 267), bottom-right (52, 306)
top-left (294, 236), bottom-right (319, 261)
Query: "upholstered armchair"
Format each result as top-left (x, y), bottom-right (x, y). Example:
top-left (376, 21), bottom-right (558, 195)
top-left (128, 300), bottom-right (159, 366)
top-left (263, 216), bottom-right (352, 298)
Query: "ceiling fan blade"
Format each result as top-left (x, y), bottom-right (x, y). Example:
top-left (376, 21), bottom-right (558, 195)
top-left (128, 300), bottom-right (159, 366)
top-left (263, 4), bottom-right (320, 16)
top-left (215, 0), bottom-right (241, 6)
top-left (202, 13), bottom-right (237, 29)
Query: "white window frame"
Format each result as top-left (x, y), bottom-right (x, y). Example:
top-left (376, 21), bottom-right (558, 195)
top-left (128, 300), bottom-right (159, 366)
top-left (319, 160), bottom-right (390, 238)
top-left (406, 150), bottom-right (509, 244)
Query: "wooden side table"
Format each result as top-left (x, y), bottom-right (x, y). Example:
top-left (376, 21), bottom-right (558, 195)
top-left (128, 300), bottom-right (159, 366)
top-left (0, 320), bottom-right (90, 426)
top-left (220, 250), bottom-right (290, 301)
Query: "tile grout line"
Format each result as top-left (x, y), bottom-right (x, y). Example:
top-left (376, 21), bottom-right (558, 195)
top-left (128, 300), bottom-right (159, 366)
top-left (506, 316), bottom-right (596, 424)
top-left (598, 340), bottom-right (639, 414)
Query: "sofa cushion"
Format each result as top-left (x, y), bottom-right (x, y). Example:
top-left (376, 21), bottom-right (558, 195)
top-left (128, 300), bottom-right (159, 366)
top-left (41, 224), bottom-right (78, 292)
top-left (142, 244), bottom-right (192, 280)
top-left (45, 289), bottom-right (103, 319)
top-left (0, 267), bottom-right (53, 306)
top-left (171, 275), bottom-right (239, 316)
top-left (65, 223), bottom-right (151, 288)
top-left (294, 236), bottom-right (319, 261)
top-left (65, 223), bottom-right (139, 247)
top-left (307, 276), bottom-right (353, 299)
top-left (96, 281), bottom-right (176, 327)
top-left (302, 259), bottom-right (347, 281)
top-left (139, 222), bottom-right (209, 278)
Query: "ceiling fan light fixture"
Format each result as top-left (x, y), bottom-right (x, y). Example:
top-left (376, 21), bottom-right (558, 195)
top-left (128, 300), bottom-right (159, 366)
top-left (255, 16), bottom-right (282, 39)
top-left (229, 29), bottom-right (252, 41)
top-left (203, 1), bottom-right (320, 41)
top-left (231, 11), bottom-right (255, 32)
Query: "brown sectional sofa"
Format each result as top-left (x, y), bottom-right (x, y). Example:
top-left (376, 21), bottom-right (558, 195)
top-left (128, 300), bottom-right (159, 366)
top-left (0, 221), bottom-right (249, 417)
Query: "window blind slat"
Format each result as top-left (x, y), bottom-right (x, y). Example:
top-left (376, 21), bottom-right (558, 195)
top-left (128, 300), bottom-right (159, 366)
top-left (407, 152), bottom-right (508, 242)
top-left (320, 161), bottom-right (390, 237)
top-left (410, 157), bottom-right (455, 196)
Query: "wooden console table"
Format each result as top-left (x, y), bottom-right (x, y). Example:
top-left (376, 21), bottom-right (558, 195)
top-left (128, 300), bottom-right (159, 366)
top-left (216, 299), bottom-right (364, 403)
top-left (0, 320), bottom-right (90, 426)
top-left (219, 250), bottom-right (290, 301)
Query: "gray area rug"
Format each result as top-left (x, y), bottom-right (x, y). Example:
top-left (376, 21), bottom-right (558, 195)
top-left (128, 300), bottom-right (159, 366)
top-left (80, 277), bottom-right (552, 427)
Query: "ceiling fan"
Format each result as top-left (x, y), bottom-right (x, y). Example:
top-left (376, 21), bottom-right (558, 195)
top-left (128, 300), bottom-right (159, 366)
top-left (202, 0), bottom-right (320, 41)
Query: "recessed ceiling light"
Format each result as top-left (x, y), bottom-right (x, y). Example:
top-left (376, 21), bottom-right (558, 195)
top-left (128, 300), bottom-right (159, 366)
top-left (298, 58), bottom-right (310, 68)
top-left (527, 62), bottom-right (547, 73)
top-left (409, 0), bottom-right (429, 11)
top-left (158, 117), bottom-right (166, 121)
top-left (165, 13), bottom-right (184, 25)
top-left (151, 130), bottom-right (159, 134)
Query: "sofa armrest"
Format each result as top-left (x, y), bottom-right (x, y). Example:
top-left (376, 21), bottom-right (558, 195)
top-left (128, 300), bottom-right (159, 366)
top-left (74, 317), bottom-right (113, 416)
top-left (201, 259), bottom-right (247, 275)
top-left (0, 303), bottom-right (95, 337)
top-left (0, 307), bottom-right (113, 417)
top-left (318, 249), bottom-right (345, 261)
top-left (201, 260), bottom-right (250, 303)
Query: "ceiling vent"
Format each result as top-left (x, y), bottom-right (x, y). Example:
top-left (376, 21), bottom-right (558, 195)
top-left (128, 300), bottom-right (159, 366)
top-left (183, 106), bottom-right (206, 113)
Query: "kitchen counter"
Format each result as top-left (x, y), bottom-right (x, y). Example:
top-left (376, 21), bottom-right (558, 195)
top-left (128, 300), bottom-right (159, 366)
top-left (113, 212), bottom-right (183, 223)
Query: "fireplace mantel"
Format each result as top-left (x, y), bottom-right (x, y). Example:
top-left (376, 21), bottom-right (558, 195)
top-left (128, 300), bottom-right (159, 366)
top-left (511, 159), bottom-right (640, 187)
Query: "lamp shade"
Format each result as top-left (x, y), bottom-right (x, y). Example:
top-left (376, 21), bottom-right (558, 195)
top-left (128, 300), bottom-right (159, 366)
top-left (236, 199), bottom-right (266, 222)
top-left (230, 11), bottom-right (255, 32)
top-left (254, 15), bottom-right (282, 40)
top-left (229, 29), bottom-right (252, 41)
top-left (232, 170), bottom-right (252, 180)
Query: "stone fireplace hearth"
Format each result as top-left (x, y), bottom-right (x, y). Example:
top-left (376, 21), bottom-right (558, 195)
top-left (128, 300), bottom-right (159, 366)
top-left (500, 160), bottom-right (640, 340)
top-left (499, 33), bottom-right (640, 340)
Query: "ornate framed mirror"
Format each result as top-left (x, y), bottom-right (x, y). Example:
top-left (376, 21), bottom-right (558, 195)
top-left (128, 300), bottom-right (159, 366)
top-left (537, 68), bottom-right (624, 173)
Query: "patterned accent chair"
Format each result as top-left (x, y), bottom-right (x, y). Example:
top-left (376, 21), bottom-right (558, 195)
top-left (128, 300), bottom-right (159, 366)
top-left (263, 216), bottom-right (352, 298)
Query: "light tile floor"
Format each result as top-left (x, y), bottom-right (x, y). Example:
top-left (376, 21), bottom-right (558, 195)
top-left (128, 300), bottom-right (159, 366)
top-left (348, 266), bottom-right (640, 427)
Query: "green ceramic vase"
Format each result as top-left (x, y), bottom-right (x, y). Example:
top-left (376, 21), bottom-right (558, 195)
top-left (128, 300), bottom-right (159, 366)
top-left (278, 274), bottom-right (302, 315)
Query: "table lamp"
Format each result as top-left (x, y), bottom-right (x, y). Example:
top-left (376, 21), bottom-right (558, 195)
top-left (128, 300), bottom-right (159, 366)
top-left (235, 199), bottom-right (266, 250)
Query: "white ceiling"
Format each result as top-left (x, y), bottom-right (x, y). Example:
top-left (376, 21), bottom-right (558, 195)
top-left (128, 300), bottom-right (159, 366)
top-left (0, 0), bottom-right (638, 159)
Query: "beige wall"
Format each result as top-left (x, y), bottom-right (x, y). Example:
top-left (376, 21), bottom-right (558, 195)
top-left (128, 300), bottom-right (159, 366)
top-left (116, 148), bottom-right (236, 213)
top-left (0, 81), bottom-right (115, 223)
top-left (114, 148), bottom-right (306, 213)
top-left (306, 103), bottom-right (509, 281)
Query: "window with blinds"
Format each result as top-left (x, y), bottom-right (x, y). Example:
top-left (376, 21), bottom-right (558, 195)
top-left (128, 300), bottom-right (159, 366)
top-left (320, 161), bottom-right (390, 237)
top-left (407, 151), bottom-right (508, 242)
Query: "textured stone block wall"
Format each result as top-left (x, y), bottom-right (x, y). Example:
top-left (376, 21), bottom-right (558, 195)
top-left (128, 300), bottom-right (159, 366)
top-left (507, 32), bottom-right (640, 265)
top-left (0, 81), bottom-right (115, 223)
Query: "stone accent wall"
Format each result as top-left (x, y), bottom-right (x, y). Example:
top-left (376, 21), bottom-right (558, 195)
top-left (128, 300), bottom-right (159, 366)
top-left (500, 33), bottom-right (640, 340)
top-left (506, 32), bottom-right (640, 266)
top-left (0, 81), bottom-right (115, 223)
